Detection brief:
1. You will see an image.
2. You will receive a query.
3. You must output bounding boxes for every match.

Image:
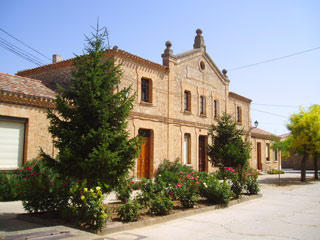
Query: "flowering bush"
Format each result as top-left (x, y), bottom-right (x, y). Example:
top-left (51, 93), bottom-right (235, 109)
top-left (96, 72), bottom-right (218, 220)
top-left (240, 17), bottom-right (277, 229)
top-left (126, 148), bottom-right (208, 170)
top-left (0, 171), bottom-right (20, 201)
top-left (149, 193), bottom-right (174, 216)
top-left (199, 175), bottom-right (232, 204)
top-left (70, 185), bottom-right (108, 231)
top-left (217, 167), bottom-right (245, 198)
top-left (175, 172), bottom-right (199, 208)
top-left (155, 159), bottom-right (192, 185)
top-left (114, 176), bottom-right (134, 203)
top-left (17, 160), bottom-right (71, 213)
top-left (117, 200), bottom-right (142, 222)
top-left (245, 168), bottom-right (260, 194)
top-left (136, 178), bottom-right (165, 206)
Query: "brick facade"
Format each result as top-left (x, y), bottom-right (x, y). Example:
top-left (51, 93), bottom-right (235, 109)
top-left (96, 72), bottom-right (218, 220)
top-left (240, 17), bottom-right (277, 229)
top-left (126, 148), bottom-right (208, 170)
top-left (10, 29), bottom-right (278, 175)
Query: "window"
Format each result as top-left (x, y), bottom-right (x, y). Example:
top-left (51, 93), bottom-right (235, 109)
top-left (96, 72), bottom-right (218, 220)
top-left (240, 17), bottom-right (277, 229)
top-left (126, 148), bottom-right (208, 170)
top-left (236, 106), bottom-right (242, 123)
top-left (184, 90), bottom-right (191, 112)
top-left (0, 116), bottom-right (27, 170)
top-left (274, 148), bottom-right (278, 162)
top-left (214, 100), bottom-right (219, 118)
top-left (200, 96), bottom-right (206, 115)
top-left (141, 78), bottom-right (152, 103)
top-left (266, 143), bottom-right (270, 162)
top-left (184, 133), bottom-right (191, 164)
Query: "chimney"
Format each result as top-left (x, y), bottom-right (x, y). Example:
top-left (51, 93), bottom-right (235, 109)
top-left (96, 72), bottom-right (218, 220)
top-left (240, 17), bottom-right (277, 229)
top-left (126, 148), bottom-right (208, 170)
top-left (52, 54), bottom-right (62, 64)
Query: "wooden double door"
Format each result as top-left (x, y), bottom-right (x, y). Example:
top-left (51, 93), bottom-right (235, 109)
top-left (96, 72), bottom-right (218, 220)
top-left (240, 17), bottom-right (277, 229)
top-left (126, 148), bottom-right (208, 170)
top-left (137, 129), bottom-right (152, 179)
top-left (199, 135), bottom-right (207, 172)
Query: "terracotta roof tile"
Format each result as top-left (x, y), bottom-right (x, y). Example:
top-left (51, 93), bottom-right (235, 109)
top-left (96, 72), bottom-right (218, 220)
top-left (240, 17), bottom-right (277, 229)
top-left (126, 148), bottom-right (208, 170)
top-left (251, 127), bottom-right (274, 136)
top-left (0, 72), bottom-right (56, 99)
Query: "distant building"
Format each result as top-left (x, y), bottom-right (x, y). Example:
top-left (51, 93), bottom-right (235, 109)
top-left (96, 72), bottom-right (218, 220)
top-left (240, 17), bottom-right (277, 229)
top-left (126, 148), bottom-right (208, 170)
top-left (250, 127), bottom-right (281, 172)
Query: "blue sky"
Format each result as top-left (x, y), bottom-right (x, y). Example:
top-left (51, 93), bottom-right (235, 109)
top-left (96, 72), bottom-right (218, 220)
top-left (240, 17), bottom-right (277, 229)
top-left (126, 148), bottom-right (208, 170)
top-left (1, 0), bottom-right (319, 135)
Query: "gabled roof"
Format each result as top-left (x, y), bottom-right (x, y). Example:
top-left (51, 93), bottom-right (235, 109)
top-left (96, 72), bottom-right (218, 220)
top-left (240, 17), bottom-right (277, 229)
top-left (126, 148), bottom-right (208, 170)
top-left (0, 72), bottom-right (55, 108)
top-left (251, 127), bottom-right (278, 140)
top-left (171, 48), bottom-right (230, 86)
top-left (279, 133), bottom-right (290, 140)
top-left (17, 48), bottom-right (169, 77)
top-left (229, 92), bottom-right (252, 103)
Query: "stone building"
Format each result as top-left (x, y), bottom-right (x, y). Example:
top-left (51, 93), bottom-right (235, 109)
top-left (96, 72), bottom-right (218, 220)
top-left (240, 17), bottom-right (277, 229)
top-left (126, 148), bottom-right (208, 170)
top-left (1, 29), bottom-right (278, 176)
top-left (250, 127), bottom-right (281, 172)
top-left (0, 73), bottom-right (55, 170)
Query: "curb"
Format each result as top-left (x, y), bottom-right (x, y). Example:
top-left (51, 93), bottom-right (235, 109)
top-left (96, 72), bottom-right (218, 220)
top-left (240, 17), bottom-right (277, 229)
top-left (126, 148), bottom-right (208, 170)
top-left (98, 194), bottom-right (262, 236)
top-left (16, 194), bottom-right (262, 236)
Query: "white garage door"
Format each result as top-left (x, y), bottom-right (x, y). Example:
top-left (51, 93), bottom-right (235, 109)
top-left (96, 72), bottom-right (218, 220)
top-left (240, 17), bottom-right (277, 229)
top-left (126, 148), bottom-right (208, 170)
top-left (0, 120), bottom-right (25, 170)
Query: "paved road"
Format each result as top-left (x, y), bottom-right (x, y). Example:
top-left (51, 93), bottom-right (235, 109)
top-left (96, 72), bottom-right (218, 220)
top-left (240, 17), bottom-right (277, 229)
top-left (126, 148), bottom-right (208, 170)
top-left (1, 170), bottom-right (319, 240)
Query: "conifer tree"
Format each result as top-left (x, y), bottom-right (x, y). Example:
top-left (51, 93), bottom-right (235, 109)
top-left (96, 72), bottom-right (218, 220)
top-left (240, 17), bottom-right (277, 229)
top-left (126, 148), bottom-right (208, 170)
top-left (42, 25), bottom-right (141, 189)
top-left (208, 113), bottom-right (251, 170)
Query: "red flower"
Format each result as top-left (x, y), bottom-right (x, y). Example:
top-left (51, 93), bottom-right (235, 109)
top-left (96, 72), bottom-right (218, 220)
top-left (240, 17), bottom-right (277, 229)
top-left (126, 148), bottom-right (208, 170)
top-left (77, 179), bottom-right (81, 183)
top-left (125, 200), bottom-right (128, 203)
top-left (25, 177), bottom-right (28, 180)
top-left (62, 183), bottom-right (66, 187)
top-left (18, 190), bottom-right (22, 194)
top-left (170, 194), bottom-right (174, 198)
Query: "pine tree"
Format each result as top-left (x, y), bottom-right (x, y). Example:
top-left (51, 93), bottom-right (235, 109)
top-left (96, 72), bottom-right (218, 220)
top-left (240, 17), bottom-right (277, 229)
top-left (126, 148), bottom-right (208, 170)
top-left (208, 113), bottom-right (251, 170)
top-left (42, 25), bottom-right (141, 189)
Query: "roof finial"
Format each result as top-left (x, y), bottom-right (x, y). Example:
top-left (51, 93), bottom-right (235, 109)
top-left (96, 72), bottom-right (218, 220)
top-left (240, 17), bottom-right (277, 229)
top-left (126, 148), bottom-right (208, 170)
top-left (161, 40), bottom-right (173, 67)
top-left (193, 28), bottom-right (206, 51)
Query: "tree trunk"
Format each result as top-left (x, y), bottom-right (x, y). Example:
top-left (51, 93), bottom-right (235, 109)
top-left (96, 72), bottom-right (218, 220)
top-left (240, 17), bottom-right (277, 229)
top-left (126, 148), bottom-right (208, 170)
top-left (301, 152), bottom-right (307, 182)
top-left (314, 152), bottom-right (319, 180)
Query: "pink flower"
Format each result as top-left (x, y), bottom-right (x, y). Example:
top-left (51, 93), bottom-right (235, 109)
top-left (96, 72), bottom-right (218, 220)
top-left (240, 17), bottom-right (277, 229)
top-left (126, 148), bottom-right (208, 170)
top-left (26, 166), bottom-right (33, 171)
top-left (131, 181), bottom-right (134, 184)
top-left (179, 171), bottom-right (182, 174)
top-left (191, 176), bottom-right (194, 180)
top-left (191, 172), bottom-right (195, 175)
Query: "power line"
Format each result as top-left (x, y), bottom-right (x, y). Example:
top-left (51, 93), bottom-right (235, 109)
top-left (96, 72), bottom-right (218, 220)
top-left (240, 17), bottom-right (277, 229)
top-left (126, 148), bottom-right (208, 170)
top-left (228, 46), bottom-right (320, 71)
top-left (0, 40), bottom-right (44, 66)
top-left (251, 108), bottom-right (289, 118)
top-left (0, 37), bottom-right (48, 65)
top-left (0, 27), bottom-right (51, 61)
top-left (252, 103), bottom-right (299, 108)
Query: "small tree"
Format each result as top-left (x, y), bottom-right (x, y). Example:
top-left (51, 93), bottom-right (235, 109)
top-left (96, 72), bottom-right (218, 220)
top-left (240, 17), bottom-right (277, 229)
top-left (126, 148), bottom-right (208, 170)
top-left (287, 105), bottom-right (320, 181)
top-left (41, 25), bottom-right (141, 189)
top-left (208, 113), bottom-right (251, 170)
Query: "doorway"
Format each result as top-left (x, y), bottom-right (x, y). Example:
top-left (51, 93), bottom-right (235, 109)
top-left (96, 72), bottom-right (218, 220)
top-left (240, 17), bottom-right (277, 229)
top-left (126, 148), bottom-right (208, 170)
top-left (138, 129), bottom-right (152, 178)
top-left (257, 142), bottom-right (262, 170)
top-left (199, 135), bottom-right (207, 172)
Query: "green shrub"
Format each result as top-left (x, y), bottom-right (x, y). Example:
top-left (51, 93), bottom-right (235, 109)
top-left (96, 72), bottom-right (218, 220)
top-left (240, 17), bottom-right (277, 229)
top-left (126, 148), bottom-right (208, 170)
top-left (267, 169), bottom-right (284, 174)
top-left (175, 172), bottom-right (199, 208)
top-left (245, 168), bottom-right (260, 194)
top-left (17, 160), bottom-right (71, 213)
top-left (117, 200), bottom-right (142, 222)
top-left (149, 194), bottom-right (174, 216)
top-left (0, 172), bottom-right (20, 201)
top-left (70, 185), bottom-right (108, 231)
top-left (155, 159), bottom-right (193, 185)
top-left (136, 178), bottom-right (165, 206)
top-left (199, 175), bottom-right (231, 204)
top-left (218, 167), bottom-right (245, 198)
top-left (114, 176), bottom-right (133, 203)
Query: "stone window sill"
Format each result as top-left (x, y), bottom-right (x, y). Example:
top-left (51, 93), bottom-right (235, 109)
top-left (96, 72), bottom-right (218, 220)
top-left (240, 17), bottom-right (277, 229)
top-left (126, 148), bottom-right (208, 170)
top-left (183, 110), bottom-right (192, 115)
top-left (200, 114), bottom-right (207, 118)
top-left (140, 101), bottom-right (153, 107)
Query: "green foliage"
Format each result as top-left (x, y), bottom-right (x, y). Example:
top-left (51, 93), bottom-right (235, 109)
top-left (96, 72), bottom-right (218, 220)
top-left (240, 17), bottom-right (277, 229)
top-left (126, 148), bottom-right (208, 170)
top-left (41, 25), bottom-right (141, 189)
top-left (70, 185), bottom-right (108, 231)
top-left (199, 174), bottom-right (231, 204)
top-left (149, 194), bottom-right (174, 216)
top-left (267, 169), bottom-right (284, 175)
top-left (114, 176), bottom-right (134, 203)
top-left (155, 159), bottom-right (193, 185)
top-left (208, 113), bottom-right (251, 170)
top-left (17, 160), bottom-right (71, 213)
top-left (0, 172), bottom-right (20, 201)
top-left (244, 168), bottom-right (260, 194)
top-left (117, 200), bottom-right (142, 222)
top-left (218, 167), bottom-right (245, 198)
top-left (136, 178), bottom-right (165, 206)
top-left (175, 172), bottom-right (199, 208)
top-left (287, 105), bottom-right (320, 181)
